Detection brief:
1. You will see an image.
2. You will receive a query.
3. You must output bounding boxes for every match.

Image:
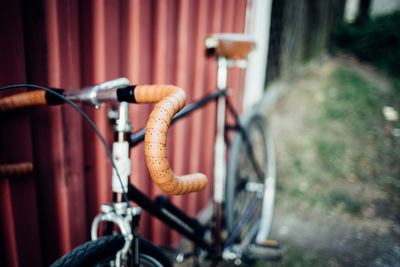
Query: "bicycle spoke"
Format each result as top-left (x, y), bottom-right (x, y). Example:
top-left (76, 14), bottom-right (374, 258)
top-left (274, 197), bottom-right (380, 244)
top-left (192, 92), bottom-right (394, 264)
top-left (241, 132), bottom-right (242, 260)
top-left (225, 193), bottom-right (263, 247)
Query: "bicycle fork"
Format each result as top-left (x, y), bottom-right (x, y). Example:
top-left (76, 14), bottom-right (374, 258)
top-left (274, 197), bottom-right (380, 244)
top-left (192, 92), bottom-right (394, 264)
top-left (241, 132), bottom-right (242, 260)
top-left (91, 202), bottom-right (142, 267)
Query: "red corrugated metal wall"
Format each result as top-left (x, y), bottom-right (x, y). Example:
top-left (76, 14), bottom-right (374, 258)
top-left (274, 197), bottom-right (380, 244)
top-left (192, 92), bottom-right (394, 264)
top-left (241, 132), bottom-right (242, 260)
top-left (0, 0), bottom-right (248, 266)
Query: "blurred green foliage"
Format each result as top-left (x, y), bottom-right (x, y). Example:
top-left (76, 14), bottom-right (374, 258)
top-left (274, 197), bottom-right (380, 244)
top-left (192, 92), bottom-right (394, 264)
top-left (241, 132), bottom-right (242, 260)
top-left (331, 12), bottom-right (400, 78)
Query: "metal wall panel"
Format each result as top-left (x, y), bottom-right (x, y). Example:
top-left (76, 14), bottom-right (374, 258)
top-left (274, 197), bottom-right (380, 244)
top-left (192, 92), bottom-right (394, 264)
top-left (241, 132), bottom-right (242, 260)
top-left (0, 0), bottom-right (248, 265)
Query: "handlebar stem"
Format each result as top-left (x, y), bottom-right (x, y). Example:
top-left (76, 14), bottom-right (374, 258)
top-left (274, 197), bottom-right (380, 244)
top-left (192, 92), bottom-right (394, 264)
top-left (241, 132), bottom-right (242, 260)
top-left (115, 102), bottom-right (133, 133)
top-left (63, 78), bottom-right (130, 108)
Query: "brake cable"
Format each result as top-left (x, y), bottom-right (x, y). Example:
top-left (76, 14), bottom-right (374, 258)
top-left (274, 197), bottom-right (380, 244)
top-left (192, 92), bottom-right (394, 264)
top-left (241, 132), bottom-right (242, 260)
top-left (0, 84), bottom-right (130, 205)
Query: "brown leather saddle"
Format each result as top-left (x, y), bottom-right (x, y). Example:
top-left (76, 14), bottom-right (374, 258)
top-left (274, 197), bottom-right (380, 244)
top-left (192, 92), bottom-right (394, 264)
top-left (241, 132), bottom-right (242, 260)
top-left (205, 33), bottom-right (256, 59)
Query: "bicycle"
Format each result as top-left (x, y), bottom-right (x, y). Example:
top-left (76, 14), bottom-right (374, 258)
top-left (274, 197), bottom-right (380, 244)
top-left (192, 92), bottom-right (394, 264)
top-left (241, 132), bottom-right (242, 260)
top-left (0, 33), bottom-right (279, 266)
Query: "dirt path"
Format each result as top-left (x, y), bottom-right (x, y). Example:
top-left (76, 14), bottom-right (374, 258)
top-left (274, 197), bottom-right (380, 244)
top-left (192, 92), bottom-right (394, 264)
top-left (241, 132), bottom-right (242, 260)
top-left (271, 211), bottom-right (400, 266)
top-left (267, 58), bottom-right (400, 267)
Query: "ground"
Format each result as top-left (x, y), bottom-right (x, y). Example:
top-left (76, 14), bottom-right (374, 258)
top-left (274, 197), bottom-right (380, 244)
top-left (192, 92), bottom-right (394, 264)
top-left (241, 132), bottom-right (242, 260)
top-left (265, 57), bottom-right (400, 267)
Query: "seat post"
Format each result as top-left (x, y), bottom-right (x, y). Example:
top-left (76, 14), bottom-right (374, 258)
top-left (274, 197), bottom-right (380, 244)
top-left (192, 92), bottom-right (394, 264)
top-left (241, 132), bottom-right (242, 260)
top-left (214, 56), bottom-right (229, 202)
top-left (214, 56), bottom-right (229, 249)
top-left (217, 57), bottom-right (228, 90)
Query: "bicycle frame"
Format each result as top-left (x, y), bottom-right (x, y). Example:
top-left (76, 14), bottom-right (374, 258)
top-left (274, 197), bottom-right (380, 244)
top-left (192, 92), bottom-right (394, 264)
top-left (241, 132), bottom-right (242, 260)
top-left (124, 95), bottom-right (251, 257)
top-left (111, 61), bottom-right (267, 261)
top-left (126, 88), bottom-right (232, 256)
top-left (82, 52), bottom-right (266, 264)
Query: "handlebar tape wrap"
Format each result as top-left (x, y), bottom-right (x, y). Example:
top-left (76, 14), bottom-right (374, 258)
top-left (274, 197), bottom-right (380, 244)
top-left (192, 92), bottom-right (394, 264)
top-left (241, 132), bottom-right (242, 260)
top-left (0, 162), bottom-right (33, 178)
top-left (134, 85), bottom-right (208, 195)
top-left (0, 91), bottom-right (47, 111)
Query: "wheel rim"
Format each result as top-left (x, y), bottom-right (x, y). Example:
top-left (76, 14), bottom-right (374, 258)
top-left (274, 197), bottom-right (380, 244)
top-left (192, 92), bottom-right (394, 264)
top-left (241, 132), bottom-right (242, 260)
top-left (226, 115), bottom-right (276, 245)
top-left (138, 254), bottom-right (164, 267)
top-left (234, 119), bottom-right (266, 241)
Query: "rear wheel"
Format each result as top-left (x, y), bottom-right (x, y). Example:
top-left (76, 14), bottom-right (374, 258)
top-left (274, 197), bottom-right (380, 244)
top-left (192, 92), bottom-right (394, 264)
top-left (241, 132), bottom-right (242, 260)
top-left (50, 234), bottom-right (172, 267)
top-left (225, 111), bottom-right (276, 245)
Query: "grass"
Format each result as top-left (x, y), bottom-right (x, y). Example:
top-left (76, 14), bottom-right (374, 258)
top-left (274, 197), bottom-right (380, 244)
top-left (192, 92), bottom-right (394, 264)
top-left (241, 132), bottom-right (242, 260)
top-left (317, 69), bottom-right (382, 183)
top-left (267, 12), bottom-right (400, 265)
top-left (322, 69), bottom-right (400, 188)
top-left (268, 62), bottom-right (400, 266)
top-left (276, 65), bottom-right (400, 216)
top-left (322, 191), bottom-right (363, 214)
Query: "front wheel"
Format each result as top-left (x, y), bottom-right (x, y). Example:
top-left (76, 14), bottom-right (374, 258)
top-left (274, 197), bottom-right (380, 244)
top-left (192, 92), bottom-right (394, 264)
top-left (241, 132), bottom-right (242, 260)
top-left (50, 234), bottom-right (172, 267)
top-left (225, 111), bottom-right (276, 245)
